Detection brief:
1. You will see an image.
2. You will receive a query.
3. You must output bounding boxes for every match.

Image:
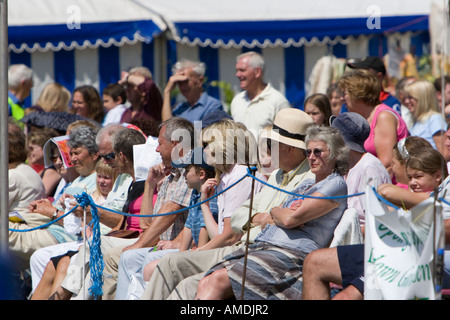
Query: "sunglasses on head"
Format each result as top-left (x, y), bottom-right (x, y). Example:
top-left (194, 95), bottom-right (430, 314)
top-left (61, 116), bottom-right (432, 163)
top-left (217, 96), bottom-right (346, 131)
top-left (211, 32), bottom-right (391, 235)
top-left (99, 152), bottom-right (116, 160)
top-left (305, 148), bottom-right (328, 157)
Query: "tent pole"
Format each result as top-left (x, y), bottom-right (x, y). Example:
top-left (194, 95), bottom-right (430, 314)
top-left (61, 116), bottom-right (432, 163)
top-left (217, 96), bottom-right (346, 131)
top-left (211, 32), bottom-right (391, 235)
top-left (0, 0), bottom-right (8, 256)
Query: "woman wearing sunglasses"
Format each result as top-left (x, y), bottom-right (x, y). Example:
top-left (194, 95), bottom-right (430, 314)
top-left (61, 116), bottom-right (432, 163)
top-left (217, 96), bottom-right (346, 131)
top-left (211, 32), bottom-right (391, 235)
top-left (194, 126), bottom-right (350, 300)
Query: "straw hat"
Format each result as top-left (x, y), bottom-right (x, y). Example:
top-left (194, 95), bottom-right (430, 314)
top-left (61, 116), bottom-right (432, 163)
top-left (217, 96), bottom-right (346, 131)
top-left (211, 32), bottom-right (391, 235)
top-left (260, 108), bottom-right (314, 149)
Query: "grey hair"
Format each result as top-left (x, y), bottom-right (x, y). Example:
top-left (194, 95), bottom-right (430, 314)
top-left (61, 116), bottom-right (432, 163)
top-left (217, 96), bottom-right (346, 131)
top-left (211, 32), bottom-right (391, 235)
top-left (113, 128), bottom-right (146, 162)
top-left (236, 51), bottom-right (265, 73)
top-left (96, 123), bottom-right (126, 146)
top-left (8, 64), bottom-right (33, 89)
top-left (305, 125), bottom-right (350, 175)
top-left (68, 125), bottom-right (100, 155)
top-left (129, 66), bottom-right (153, 79)
top-left (171, 59), bottom-right (206, 78)
top-left (160, 117), bottom-right (194, 147)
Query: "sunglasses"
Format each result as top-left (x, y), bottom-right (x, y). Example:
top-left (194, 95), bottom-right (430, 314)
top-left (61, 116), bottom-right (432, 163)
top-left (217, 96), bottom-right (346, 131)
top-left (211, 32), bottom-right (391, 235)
top-left (99, 152), bottom-right (116, 160)
top-left (305, 148), bottom-right (328, 157)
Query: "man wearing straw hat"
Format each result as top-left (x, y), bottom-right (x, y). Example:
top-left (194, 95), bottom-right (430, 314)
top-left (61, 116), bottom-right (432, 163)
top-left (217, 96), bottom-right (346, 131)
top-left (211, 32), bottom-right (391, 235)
top-left (140, 108), bottom-right (315, 300)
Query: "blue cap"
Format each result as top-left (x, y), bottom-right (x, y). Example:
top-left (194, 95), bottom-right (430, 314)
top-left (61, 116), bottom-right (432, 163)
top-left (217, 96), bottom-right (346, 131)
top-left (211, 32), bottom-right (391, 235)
top-left (171, 147), bottom-right (215, 172)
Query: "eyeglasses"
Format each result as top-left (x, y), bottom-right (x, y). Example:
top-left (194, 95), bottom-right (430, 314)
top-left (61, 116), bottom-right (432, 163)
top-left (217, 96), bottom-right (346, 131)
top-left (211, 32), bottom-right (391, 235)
top-left (305, 148), bottom-right (328, 157)
top-left (99, 152), bottom-right (116, 160)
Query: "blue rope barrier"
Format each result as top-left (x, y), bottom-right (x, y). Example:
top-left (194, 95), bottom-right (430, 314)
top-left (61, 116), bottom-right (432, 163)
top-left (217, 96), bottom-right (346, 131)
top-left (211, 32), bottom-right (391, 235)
top-left (75, 193), bottom-right (104, 299)
top-left (9, 168), bottom-right (404, 233)
top-left (9, 205), bottom-right (79, 232)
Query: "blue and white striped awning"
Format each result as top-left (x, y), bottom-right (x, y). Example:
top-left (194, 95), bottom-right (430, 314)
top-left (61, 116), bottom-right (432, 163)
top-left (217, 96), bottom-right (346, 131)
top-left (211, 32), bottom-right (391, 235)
top-left (9, 0), bottom-right (434, 52)
top-left (8, 0), bottom-right (167, 53)
top-left (133, 0), bottom-right (433, 48)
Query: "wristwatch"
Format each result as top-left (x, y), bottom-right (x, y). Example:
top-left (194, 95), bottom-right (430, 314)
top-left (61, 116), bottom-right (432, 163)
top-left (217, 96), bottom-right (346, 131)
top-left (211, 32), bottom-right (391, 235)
top-left (51, 210), bottom-right (58, 221)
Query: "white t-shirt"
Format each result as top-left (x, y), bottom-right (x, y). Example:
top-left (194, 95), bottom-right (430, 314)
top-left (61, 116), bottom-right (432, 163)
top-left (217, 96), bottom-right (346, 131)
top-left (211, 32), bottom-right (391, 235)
top-left (230, 83), bottom-right (290, 138)
top-left (102, 104), bottom-right (129, 126)
top-left (345, 153), bottom-right (391, 225)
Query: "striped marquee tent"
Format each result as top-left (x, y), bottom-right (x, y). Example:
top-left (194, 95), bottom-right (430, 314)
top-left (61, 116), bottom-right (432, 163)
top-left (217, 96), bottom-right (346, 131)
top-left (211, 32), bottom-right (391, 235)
top-left (8, 0), bottom-right (435, 110)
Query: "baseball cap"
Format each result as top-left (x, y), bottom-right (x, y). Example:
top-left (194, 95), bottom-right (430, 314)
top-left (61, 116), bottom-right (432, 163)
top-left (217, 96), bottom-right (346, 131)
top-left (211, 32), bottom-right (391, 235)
top-left (347, 56), bottom-right (386, 75)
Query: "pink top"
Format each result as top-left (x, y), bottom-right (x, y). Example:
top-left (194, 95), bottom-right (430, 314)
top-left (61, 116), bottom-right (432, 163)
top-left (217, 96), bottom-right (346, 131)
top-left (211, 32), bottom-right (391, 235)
top-left (364, 104), bottom-right (408, 157)
top-left (126, 195), bottom-right (143, 232)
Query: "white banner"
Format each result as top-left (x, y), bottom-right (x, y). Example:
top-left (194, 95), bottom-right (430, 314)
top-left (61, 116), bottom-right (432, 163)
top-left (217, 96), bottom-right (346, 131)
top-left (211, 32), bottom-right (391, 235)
top-left (364, 185), bottom-right (445, 300)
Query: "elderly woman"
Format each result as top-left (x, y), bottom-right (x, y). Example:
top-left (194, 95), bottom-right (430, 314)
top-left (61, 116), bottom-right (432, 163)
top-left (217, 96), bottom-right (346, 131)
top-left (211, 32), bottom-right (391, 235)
top-left (9, 125), bottom-right (100, 273)
top-left (338, 69), bottom-right (408, 176)
top-left (195, 126), bottom-right (349, 300)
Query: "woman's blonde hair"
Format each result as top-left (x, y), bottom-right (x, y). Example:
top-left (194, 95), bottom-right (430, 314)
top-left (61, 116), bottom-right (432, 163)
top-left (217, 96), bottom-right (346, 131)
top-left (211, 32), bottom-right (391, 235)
top-left (202, 119), bottom-right (257, 180)
top-left (404, 80), bottom-right (440, 121)
top-left (36, 83), bottom-right (71, 112)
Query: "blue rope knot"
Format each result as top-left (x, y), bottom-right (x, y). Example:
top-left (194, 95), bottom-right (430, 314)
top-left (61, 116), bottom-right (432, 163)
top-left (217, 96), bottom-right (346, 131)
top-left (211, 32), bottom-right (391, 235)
top-left (74, 192), bottom-right (104, 299)
top-left (246, 166), bottom-right (258, 175)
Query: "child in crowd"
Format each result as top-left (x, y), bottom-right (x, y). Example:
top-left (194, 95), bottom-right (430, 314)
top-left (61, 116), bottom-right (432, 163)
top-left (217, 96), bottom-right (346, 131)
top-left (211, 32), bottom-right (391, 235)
top-left (102, 83), bottom-right (128, 126)
top-left (141, 148), bottom-right (218, 283)
top-left (30, 158), bottom-right (118, 300)
top-left (390, 136), bottom-right (433, 189)
top-left (378, 147), bottom-right (448, 208)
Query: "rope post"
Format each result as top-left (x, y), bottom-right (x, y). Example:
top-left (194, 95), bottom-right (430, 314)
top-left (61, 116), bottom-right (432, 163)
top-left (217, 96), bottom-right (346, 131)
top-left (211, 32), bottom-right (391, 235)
top-left (240, 165), bottom-right (257, 300)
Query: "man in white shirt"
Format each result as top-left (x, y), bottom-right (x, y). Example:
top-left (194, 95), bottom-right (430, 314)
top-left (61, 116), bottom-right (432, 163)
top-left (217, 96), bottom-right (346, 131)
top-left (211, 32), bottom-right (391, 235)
top-left (230, 51), bottom-right (291, 138)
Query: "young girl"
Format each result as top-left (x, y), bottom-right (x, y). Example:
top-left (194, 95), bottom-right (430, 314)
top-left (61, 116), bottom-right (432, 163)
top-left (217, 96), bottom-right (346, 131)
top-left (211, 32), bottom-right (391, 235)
top-left (30, 158), bottom-right (117, 300)
top-left (304, 93), bottom-right (332, 126)
top-left (391, 136), bottom-right (433, 189)
top-left (378, 147), bottom-right (448, 208)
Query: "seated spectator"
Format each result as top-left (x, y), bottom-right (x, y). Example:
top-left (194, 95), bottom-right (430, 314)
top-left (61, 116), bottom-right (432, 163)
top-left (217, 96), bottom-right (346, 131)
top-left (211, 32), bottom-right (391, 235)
top-left (102, 83), bottom-right (128, 126)
top-left (326, 83), bottom-right (344, 117)
top-left (434, 76), bottom-right (450, 121)
top-left (28, 124), bottom-right (134, 295)
top-left (404, 79), bottom-right (447, 155)
top-left (70, 85), bottom-right (105, 124)
top-left (346, 56), bottom-right (402, 115)
top-left (395, 76), bottom-right (416, 130)
top-left (8, 122), bottom-right (46, 216)
top-left (331, 112), bottom-right (391, 227)
top-left (30, 158), bottom-right (118, 300)
top-left (27, 82), bottom-right (71, 114)
top-left (117, 148), bottom-right (218, 300)
top-left (140, 108), bottom-right (315, 300)
top-left (52, 117), bottom-right (192, 299)
top-left (302, 146), bottom-right (448, 300)
top-left (391, 136), bottom-right (433, 190)
top-left (338, 69), bottom-right (408, 176)
top-left (161, 59), bottom-right (223, 123)
top-left (304, 93), bottom-right (332, 126)
top-left (9, 126), bottom-right (99, 272)
top-left (195, 125), bottom-right (349, 300)
top-left (119, 67), bottom-right (163, 124)
top-left (27, 127), bottom-right (62, 198)
top-left (114, 119), bottom-right (265, 300)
